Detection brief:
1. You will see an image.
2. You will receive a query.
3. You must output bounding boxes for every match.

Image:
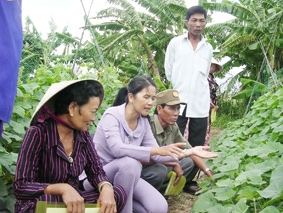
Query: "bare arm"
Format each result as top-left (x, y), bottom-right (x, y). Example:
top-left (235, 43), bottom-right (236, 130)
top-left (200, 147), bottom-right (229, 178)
top-left (190, 155), bottom-right (213, 177)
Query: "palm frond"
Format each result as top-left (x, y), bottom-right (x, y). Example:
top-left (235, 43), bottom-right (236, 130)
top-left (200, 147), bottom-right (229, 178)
top-left (101, 29), bottom-right (144, 53)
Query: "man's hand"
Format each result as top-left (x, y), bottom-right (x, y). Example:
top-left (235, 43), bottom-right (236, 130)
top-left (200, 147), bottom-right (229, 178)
top-left (172, 163), bottom-right (184, 185)
top-left (192, 146), bottom-right (218, 158)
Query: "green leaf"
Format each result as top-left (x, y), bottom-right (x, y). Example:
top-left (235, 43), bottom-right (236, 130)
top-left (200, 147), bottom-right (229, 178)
top-left (236, 189), bottom-right (256, 201)
top-left (16, 88), bottom-right (24, 97)
top-left (258, 165), bottom-right (283, 199)
top-left (5, 195), bottom-right (16, 213)
top-left (153, 76), bottom-right (166, 91)
top-left (215, 188), bottom-right (237, 201)
top-left (9, 120), bottom-right (26, 135)
top-left (20, 83), bottom-right (39, 94)
top-left (259, 206), bottom-right (280, 213)
top-left (231, 198), bottom-right (249, 213)
top-left (0, 179), bottom-right (8, 196)
top-left (248, 41), bottom-right (258, 50)
top-left (192, 192), bottom-right (217, 211)
top-left (0, 153), bottom-right (14, 169)
top-left (13, 105), bottom-right (25, 117)
top-left (216, 178), bottom-right (234, 187)
top-left (206, 204), bottom-right (233, 213)
top-left (235, 169), bottom-right (263, 185)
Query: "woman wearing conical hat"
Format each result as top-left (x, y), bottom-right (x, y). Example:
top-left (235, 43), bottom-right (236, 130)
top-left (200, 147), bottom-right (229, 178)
top-left (13, 79), bottom-right (126, 213)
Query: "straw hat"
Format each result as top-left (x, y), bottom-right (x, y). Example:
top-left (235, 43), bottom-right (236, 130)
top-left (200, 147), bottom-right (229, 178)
top-left (211, 58), bottom-right (223, 72)
top-left (156, 89), bottom-right (186, 106)
top-left (30, 79), bottom-right (104, 126)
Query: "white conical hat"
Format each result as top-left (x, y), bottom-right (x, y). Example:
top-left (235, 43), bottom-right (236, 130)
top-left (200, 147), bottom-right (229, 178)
top-left (30, 79), bottom-right (104, 126)
top-left (211, 58), bottom-right (223, 72)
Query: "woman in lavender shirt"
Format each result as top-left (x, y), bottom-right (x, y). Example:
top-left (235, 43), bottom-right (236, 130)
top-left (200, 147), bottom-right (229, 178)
top-left (80, 76), bottom-right (186, 213)
top-left (14, 79), bottom-right (126, 213)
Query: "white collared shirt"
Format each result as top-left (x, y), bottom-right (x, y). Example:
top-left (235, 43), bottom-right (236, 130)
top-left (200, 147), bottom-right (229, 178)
top-left (165, 34), bottom-right (213, 118)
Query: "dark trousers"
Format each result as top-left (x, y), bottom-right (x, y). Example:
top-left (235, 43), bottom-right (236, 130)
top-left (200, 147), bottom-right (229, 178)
top-left (177, 110), bottom-right (208, 147)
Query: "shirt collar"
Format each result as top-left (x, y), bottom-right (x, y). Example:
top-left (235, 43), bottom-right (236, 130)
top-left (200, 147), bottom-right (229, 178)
top-left (183, 33), bottom-right (206, 43)
top-left (108, 103), bottom-right (144, 138)
top-left (151, 114), bottom-right (174, 135)
top-left (151, 114), bottom-right (164, 135)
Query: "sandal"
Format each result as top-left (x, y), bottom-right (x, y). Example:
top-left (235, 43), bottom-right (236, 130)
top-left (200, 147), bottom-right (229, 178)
top-left (183, 182), bottom-right (201, 195)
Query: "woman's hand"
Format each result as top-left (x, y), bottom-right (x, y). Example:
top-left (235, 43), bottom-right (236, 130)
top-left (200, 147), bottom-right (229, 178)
top-left (61, 184), bottom-right (85, 213)
top-left (152, 143), bottom-right (186, 160)
top-left (191, 146), bottom-right (218, 158)
top-left (44, 183), bottom-right (85, 213)
top-left (97, 184), bottom-right (117, 213)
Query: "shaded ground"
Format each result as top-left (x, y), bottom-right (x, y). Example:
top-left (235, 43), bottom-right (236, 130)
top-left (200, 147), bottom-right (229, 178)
top-left (167, 127), bottom-right (222, 213)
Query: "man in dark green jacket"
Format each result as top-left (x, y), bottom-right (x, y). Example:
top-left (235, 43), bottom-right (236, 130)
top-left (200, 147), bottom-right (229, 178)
top-left (141, 89), bottom-right (214, 195)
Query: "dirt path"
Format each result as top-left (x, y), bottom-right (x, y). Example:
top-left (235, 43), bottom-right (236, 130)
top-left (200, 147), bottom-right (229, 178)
top-left (167, 127), bottom-right (222, 212)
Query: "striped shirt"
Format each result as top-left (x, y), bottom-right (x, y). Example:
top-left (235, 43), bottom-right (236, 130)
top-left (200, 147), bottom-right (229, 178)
top-left (14, 118), bottom-right (109, 211)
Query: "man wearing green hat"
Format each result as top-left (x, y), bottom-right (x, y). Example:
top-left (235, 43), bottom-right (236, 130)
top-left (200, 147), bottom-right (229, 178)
top-left (141, 89), bottom-right (214, 195)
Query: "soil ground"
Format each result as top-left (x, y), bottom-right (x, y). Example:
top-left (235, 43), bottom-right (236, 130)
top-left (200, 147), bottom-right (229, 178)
top-left (167, 127), bottom-right (222, 213)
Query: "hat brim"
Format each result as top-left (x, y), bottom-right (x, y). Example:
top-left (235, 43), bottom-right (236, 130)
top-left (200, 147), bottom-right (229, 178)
top-left (214, 64), bottom-right (223, 72)
top-left (30, 79), bottom-right (104, 126)
top-left (165, 100), bottom-right (186, 106)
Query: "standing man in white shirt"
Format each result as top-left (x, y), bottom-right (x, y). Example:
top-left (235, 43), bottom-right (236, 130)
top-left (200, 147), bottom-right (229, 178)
top-left (165, 5), bottom-right (213, 147)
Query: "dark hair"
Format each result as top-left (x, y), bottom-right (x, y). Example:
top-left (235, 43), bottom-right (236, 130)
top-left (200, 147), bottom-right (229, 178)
top-left (113, 76), bottom-right (157, 106)
top-left (153, 103), bottom-right (166, 114)
top-left (186, 5), bottom-right (207, 20)
top-left (54, 80), bottom-right (104, 115)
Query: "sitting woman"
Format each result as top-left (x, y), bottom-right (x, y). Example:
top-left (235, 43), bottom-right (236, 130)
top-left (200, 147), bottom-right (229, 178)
top-left (13, 79), bottom-right (126, 213)
top-left (80, 76), bottom-right (192, 213)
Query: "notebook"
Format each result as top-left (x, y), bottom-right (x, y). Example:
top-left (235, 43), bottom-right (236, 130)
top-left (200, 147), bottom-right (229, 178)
top-left (164, 171), bottom-right (186, 196)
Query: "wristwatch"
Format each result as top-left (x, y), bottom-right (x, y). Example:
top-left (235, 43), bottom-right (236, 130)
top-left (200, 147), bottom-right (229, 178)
top-left (204, 168), bottom-right (212, 175)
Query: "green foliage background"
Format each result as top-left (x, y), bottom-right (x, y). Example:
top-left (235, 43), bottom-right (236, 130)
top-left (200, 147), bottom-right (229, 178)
top-left (1, 0), bottom-right (283, 211)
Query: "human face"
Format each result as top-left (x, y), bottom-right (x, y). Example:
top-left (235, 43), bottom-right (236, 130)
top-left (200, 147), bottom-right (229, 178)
top-left (158, 104), bottom-right (180, 127)
top-left (210, 64), bottom-right (217, 73)
top-left (186, 13), bottom-right (206, 38)
top-left (130, 85), bottom-right (156, 116)
top-left (71, 97), bottom-right (100, 131)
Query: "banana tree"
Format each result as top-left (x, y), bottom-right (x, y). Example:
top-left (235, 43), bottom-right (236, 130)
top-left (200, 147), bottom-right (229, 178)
top-left (86, 0), bottom-right (188, 81)
top-left (201, 0), bottom-right (283, 81)
top-left (86, 0), bottom-right (160, 77)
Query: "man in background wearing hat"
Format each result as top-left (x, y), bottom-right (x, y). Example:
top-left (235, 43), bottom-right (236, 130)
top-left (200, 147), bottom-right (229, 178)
top-left (204, 58), bottom-right (223, 145)
top-left (141, 89), bottom-right (214, 195)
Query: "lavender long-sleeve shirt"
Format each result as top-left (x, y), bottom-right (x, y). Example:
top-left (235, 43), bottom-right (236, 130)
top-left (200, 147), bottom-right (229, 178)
top-left (14, 118), bottom-right (109, 206)
top-left (94, 103), bottom-right (177, 165)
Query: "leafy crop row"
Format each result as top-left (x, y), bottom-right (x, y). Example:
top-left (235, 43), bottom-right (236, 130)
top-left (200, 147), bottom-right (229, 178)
top-left (193, 88), bottom-right (283, 213)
